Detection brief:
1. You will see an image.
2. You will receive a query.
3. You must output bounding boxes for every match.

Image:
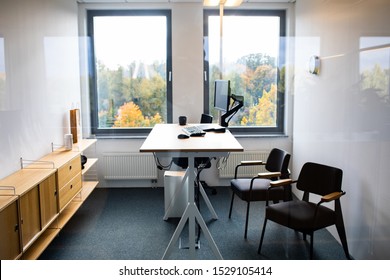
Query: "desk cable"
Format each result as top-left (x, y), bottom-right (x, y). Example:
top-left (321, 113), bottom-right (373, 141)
top-left (153, 153), bottom-right (173, 170)
top-left (216, 153), bottom-right (230, 171)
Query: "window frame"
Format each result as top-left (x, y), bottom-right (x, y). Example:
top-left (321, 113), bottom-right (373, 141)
top-left (87, 9), bottom-right (173, 137)
top-left (203, 9), bottom-right (287, 135)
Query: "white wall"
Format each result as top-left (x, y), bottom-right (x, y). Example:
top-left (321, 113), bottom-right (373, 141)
top-left (0, 0), bottom-right (81, 178)
top-left (293, 0), bottom-right (390, 259)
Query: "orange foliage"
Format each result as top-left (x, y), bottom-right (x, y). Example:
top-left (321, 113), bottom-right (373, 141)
top-left (113, 101), bottom-right (163, 127)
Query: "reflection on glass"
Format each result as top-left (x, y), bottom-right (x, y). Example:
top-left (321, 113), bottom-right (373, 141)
top-left (0, 38), bottom-right (5, 110)
top-left (359, 37), bottom-right (390, 102)
top-left (358, 37), bottom-right (390, 137)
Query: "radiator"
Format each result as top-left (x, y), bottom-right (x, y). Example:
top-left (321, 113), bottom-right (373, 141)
top-left (218, 151), bottom-right (269, 178)
top-left (103, 153), bottom-right (158, 180)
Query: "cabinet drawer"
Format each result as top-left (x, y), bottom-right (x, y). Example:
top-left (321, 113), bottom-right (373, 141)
top-left (57, 156), bottom-right (81, 188)
top-left (58, 174), bottom-right (82, 210)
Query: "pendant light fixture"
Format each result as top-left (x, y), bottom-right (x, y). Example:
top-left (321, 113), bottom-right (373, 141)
top-left (203, 0), bottom-right (243, 78)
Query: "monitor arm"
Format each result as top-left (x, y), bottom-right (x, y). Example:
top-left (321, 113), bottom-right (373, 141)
top-left (220, 94), bottom-right (244, 127)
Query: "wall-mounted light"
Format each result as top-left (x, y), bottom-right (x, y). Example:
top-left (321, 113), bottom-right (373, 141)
top-left (203, 0), bottom-right (243, 78)
top-left (309, 55), bottom-right (321, 75)
top-left (203, 0), bottom-right (243, 7)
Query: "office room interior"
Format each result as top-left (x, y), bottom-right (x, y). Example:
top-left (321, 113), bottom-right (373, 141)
top-left (0, 0), bottom-right (389, 261)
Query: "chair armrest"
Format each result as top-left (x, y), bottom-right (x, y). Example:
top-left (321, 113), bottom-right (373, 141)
top-left (265, 179), bottom-right (294, 206)
top-left (257, 171), bottom-right (281, 179)
top-left (234, 160), bottom-right (265, 179)
top-left (240, 160), bottom-right (264, 166)
top-left (269, 179), bottom-right (293, 188)
top-left (321, 191), bottom-right (345, 203)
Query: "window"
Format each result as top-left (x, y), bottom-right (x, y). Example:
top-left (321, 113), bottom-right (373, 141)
top-left (87, 10), bottom-right (172, 136)
top-left (204, 10), bottom-right (286, 134)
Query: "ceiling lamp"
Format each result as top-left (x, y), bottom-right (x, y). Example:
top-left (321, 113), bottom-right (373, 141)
top-left (203, 0), bottom-right (243, 79)
top-left (203, 0), bottom-right (243, 7)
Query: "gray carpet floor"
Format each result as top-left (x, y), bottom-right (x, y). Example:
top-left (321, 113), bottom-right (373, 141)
top-left (39, 187), bottom-right (349, 260)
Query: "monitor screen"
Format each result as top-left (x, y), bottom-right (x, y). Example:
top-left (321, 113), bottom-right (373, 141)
top-left (213, 80), bottom-right (230, 112)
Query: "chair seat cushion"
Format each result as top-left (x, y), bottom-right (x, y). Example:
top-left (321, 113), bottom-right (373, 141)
top-left (231, 178), bottom-right (286, 201)
top-left (266, 201), bottom-right (336, 231)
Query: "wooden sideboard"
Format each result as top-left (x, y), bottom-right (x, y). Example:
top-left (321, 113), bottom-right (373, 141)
top-left (0, 139), bottom-right (98, 260)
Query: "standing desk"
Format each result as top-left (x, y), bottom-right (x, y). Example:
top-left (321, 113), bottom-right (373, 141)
top-left (140, 123), bottom-right (243, 259)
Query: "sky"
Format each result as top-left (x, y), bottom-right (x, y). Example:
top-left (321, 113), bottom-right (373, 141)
top-left (207, 15), bottom-right (280, 65)
top-left (94, 16), bottom-right (167, 69)
top-left (93, 15), bottom-right (281, 69)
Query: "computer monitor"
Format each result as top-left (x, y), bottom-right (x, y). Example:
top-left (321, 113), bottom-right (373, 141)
top-left (213, 80), bottom-right (231, 112)
top-left (213, 79), bottom-right (244, 127)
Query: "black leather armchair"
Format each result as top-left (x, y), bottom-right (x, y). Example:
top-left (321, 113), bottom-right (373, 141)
top-left (229, 148), bottom-right (291, 238)
top-left (258, 162), bottom-right (351, 259)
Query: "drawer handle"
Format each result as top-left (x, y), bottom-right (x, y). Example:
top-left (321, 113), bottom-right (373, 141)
top-left (70, 184), bottom-right (73, 189)
top-left (69, 165), bottom-right (72, 171)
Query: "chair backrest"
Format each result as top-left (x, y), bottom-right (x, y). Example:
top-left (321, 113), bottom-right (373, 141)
top-left (297, 162), bottom-right (343, 196)
top-left (172, 113), bottom-right (213, 169)
top-left (200, 113), bottom-right (213, 123)
top-left (265, 148), bottom-right (291, 178)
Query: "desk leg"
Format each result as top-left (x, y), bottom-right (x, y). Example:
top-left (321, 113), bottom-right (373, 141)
top-left (162, 202), bottom-right (223, 260)
top-left (162, 155), bottom-right (222, 260)
top-left (162, 202), bottom-right (191, 259)
top-left (192, 203), bottom-right (222, 259)
top-left (199, 183), bottom-right (218, 220)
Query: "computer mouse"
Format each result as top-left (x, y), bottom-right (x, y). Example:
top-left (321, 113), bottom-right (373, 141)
top-left (213, 127), bottom-right (226, 133)
top-left (177, 134), bottom-right (190, 139)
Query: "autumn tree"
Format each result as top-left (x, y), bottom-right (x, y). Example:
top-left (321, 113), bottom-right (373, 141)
top-left (215, 53), bottom-right (279, 127)
top-left (361, 64), bottom-right (389, 102)
top-left (243, 84), bottom-right (277, 126)
top-left (113, 101), bottom-right (162, 128)
top-left (96, 59), bottom-right (167, 128)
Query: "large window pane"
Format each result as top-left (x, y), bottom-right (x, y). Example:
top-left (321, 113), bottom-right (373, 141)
top-left (204, 10), bottom-right (286, 133)
top-left (88, 10), bottom-right (172, 135)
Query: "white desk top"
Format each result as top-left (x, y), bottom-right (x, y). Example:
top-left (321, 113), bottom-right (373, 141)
top-left (139, 123), bottom-right (244, 153)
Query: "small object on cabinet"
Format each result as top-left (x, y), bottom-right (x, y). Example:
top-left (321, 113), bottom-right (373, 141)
top-left (70, 109), bottom-right (81, 143)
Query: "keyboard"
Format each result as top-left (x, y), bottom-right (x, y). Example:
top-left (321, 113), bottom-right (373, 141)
top-left (182, 126), bottom-right (206, 137)
top-left (197, 124), bottom-right (226, 133)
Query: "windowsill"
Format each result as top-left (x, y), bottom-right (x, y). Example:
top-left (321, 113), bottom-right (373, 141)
top-left (91, 133), bottom-right (289, 140)
top-left (91, 135), bottom-right (149, 140)
top-left (233, 133), bottom-right (289, 138)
